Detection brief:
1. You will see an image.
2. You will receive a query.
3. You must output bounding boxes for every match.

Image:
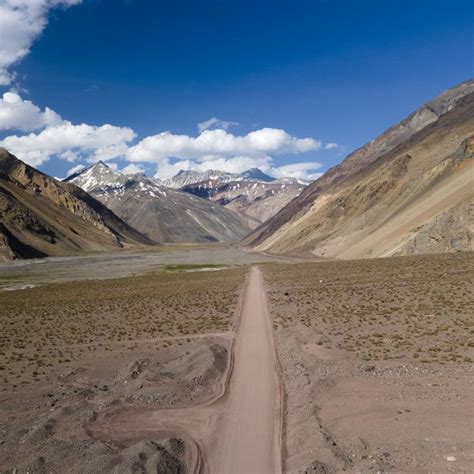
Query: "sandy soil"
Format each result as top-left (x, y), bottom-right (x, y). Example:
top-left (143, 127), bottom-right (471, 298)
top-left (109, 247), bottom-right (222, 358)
top-left (263, 252), bottom-right (474, 473)
top-left (0, 268), bottom-right (246, 386)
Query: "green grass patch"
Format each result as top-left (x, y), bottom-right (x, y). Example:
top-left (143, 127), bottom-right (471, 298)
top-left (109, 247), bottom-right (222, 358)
top-left (0, 274), bottom-right (28, 288)
top-left (162, 264), bottom-right (228, 272)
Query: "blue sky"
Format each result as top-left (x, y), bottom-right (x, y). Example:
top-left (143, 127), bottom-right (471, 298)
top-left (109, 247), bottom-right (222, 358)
top-left (0, 0), bottom-right (472, 180)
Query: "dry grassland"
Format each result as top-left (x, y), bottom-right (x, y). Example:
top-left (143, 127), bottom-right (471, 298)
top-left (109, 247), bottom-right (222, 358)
top-left (0, 267), bottom-right (246, 388)
top-left (265, 252), bottom-right (473, 363)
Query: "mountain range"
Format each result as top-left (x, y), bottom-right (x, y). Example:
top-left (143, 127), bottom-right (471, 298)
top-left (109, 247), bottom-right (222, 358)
top-left (156, 168), bottom-right (306, 189)
top-left (181, 179), bottom-right (305, 225)
top-left (65, 163), bottom-right (252, 243)
top-left (158, 168), bottom-right (310, 187)
top-left (1, 80), bottom-right (472, 261)
top-left (244, 79), bottom-right (474, 258)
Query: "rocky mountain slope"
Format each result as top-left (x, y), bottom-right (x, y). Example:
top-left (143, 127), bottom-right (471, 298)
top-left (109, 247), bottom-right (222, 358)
top-left (0, 150), bottom-right (153, 261)
top-left (181, 179), bottom-right (305, 225)
top-left (66, 163), bottom-right (251, 243)
top-left (244, 79), bottom-right (474, 258)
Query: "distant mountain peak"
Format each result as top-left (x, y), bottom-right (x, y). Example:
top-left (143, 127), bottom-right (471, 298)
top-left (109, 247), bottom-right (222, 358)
top-left (64, 161), bottom-right (129, 193)
top-left (240, 168), bottom-right (275, 182)
top-left (66, 161), bottom-right (251, 244)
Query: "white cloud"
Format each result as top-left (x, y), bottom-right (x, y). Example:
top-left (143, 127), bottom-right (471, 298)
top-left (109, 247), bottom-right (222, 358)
top-left (197, 117), bottom-right (238, 133)
top-left (273, 161), bottom-right (323, 181)
top-left (0, 1), bottom-right (333, 183)
top-left (0, 91), bottom-right (62, 130)
top-left (0, 94), bottom-right (326, 180)
top-left (66, 163), bottom-right (85, 176)
top-left (0, 120), bottom-right (135, 167)
top-left (128, 128), bottom-right (322, 180)
top-left (152, 157), bottom-right (323, 181)
top-left (121, 163), bottom-right (144, 175)
top-left (127, 128), bottom-right (320, 164)
top-left (0, 0), bottom-right (82, 85)
top-left (59, 149), bottom-right (79, 162)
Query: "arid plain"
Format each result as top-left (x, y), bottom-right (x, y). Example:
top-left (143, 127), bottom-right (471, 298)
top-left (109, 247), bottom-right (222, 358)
top-left (0, 245), bottom-right (472, 473)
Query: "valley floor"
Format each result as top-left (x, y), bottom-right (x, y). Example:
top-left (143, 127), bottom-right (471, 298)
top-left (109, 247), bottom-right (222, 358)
top-left (0, 243), bottom-right (292, 290)
top-left (0, 248), bottom-right (472, 473)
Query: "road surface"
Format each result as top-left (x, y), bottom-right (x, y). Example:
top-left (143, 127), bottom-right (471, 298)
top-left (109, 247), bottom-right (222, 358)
top-left (209, 266), bottom-right (282, 473)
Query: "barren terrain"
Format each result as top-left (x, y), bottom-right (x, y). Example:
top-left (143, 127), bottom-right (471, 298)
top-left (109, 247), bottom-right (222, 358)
top-left (82, 266), bottom-right (282, 473)
top-left (0, 266), bottom-right (247, 472)
top-left (0, 260), bottom-right (283, 473)
top-left (1, 249), bottom-right (472, 473)
top-left (263, 252), bottom-right (474, 472)
top-left (246, 81), bottom-right (474, 259)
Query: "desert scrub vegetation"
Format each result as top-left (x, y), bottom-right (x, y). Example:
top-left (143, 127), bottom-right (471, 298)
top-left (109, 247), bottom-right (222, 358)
top-left (263, 252), bottom-right (474, 363)
top-left (0, 267), bottom-right (246, 385)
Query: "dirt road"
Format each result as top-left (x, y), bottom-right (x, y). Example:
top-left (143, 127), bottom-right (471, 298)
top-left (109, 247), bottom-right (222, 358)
top-left (88, 266), bottom-right (282, 473)
top-left (209, 266), bottom-right (282, 473)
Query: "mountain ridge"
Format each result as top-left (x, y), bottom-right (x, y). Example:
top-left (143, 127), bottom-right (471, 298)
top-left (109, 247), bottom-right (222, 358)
top-left (156, 167), bottom-right (310, 189)
top-left (0, 150), bottom-right (153, 261)
top-left (243, 79), bottom-right (474, 258)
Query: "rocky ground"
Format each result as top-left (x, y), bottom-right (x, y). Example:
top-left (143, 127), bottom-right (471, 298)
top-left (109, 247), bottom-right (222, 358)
top-left (263, 252), bottom-right (474, 473)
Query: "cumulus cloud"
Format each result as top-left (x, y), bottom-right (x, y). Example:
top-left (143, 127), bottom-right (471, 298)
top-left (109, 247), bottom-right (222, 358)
top-left (0, 0), bottom-right (82, 85)
top-left (197, 117), bottom-right (238, 133)
top-left (127, 128), bottom-right (320, 164)
top-left (0, 120), bottom-right (136, 167)
top-left (0, 93), bottom-right (325, 180)
top-left (127, 128), bottom-right (321, 180)
top-left (0, 1), bottom-right (334, 183)
top-left (153, 157), bottom-right (323, 181)
top-left (0, 91), bottom-right (62, 130)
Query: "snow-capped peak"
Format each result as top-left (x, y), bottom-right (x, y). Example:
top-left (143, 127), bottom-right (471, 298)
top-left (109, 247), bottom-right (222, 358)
top-left (64, 161), bottom-right (126, 193)
top-left (239, 168), bottom-right (275, 182)
top-left (64, 161), bottom-right (170, 199)
top-left (157, 168), bottom-right (278, 189)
